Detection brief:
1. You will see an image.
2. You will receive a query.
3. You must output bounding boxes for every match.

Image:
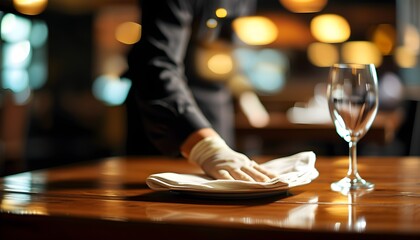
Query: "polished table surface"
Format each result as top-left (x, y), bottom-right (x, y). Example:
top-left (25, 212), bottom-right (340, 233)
top-left (1, 155), bottom-right (420, 239)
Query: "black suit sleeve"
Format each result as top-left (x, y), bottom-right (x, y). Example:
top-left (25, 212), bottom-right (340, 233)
top-left (124, 0), bottom-right (211, 156)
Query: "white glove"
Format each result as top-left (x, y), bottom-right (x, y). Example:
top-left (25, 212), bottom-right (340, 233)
top-left (188, 136), bottom-right (277, 182)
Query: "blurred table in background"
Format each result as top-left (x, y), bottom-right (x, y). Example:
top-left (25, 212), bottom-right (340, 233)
top-left (1, 155), bottom-right (420, 239)
top-left (235, 110), bottom-right (403, 155)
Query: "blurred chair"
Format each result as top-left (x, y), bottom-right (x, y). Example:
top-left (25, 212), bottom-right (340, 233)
top-left (408, 100), bottom-right (420, 155)
top-left (397, 99), bottom-right (420, 156)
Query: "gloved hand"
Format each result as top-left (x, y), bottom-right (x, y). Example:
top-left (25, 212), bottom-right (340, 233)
top-left (188, 136), bottom-right (277, 182)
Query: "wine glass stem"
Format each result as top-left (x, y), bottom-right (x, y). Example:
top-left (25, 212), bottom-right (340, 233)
top-left (347, 140), bottom-right (362, 180)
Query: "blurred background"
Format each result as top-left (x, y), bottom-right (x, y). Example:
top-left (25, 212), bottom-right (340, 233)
top-left (0, 0), bottom-right (419, 176)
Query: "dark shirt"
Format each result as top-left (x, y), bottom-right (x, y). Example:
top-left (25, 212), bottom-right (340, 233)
top-left (124, 0), bottom-right (256, 156)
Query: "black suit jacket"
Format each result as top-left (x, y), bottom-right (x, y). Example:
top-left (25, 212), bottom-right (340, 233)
top-left (124, 0), bottom-right (256, 156)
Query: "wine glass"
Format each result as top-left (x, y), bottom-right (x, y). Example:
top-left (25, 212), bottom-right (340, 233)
top-left (327, 63), bottom-right (379, 193)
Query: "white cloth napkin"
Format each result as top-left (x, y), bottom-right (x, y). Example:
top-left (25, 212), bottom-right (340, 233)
top-left (146, 151), bottom-right (318, 193)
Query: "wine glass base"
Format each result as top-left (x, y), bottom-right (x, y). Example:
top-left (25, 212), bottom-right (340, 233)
top-left (331, 177), bottom-right (375, 194)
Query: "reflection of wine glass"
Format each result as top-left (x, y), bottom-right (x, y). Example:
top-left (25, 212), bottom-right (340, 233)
top-left (327, 63), bottom-right (379, 193)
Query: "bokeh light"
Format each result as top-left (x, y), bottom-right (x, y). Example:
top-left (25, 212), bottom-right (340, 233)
top-left (371, 24), bottom-right (395, 56)
top-left (0, 13), bottom-right (48, 103)
top-left (280, 0), bottom-right (328, 13)
top-left (233, 16), bottom-right (278, 45)
top-left (206, 18), bottom-right (218, 29)
top-left (2, 69), bottom-right (29, 93)
top-left (92, 75), bottom-right (132, 106)
top-left (195, 45), bottom-right (234, 81)
top-left (307, 42), bottom-right (339, 67)
top-left (29, 20), bottom-right (48, 48)
top-left (207, 53), bottom-right (233, 75)
top-left (13, 87), bottom-right (32, 104)
top-left (394, 46), bottom-right (417, 68)
top-left (378, 72), bottom-right (403, 109)
top-left (3, 41), bottom-right (32, 69)
top-left (13, 0), bottom-right (48, 16)
top-left (234, 48), bottom-right (288, 94)
top-left (266, 14), bottom-right (313, 49)
top-left (215, 8), bottom-right (227, 18)
top-left (310, 14), bottom-right (350, 43)
top-left (238, 91), bottom-right (270, 128)
top-left (115, 21), bottom-right (141, 45)
top-left (341, 41), bottom-right (382, 66)
top-left (402, 24), bottom-right (420, 53)
top-left (28, 61), bottom-right (48, 89)
top-left (1, 13), bottom-right (32, 43)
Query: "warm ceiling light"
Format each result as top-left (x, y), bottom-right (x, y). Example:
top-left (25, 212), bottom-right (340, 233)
top-left (215, 8), bottom-right (227, 18)
top-left (394, 46), bottom-right (417, 68)
top-left (342, 41), bottom-right (382, 67)
top-left (280, 0), bottom-right (328, 13)
top-left (310, 14), bottom-right (350, 43)
top-left (195, 46), bottom-right (235, 81)
top-left (115, 22), bottom-right (141, 45)
top-left (307, 42), bottom-right (338, 67)
top-left (13, 0), bottom-right (48, 16)
top-left (207, 53), bottom-right (233, 75)
top-left (232, 16), bottom-right (278, 46)
top-left (372, 24), bottom-right (396, 55)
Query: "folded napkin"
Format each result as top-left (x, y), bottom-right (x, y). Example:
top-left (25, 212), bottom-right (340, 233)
top-left (146, 151), bottom-right (318, 193)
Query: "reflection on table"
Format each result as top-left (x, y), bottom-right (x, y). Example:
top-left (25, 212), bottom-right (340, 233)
top-left (1, 155), bottom-right (420, 239)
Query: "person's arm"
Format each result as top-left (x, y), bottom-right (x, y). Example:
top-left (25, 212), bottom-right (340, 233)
top-left (125, 0), bottom-right (211, 155)
top-left (127, 0), bottom-right (276, 182)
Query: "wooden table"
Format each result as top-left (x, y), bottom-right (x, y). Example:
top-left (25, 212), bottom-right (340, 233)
top-left (1, 155), bottom-right (420, 239)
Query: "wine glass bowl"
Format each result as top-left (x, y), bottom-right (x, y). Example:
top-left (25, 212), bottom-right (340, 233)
top-left (327, 63), bottom-right (379, 193)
